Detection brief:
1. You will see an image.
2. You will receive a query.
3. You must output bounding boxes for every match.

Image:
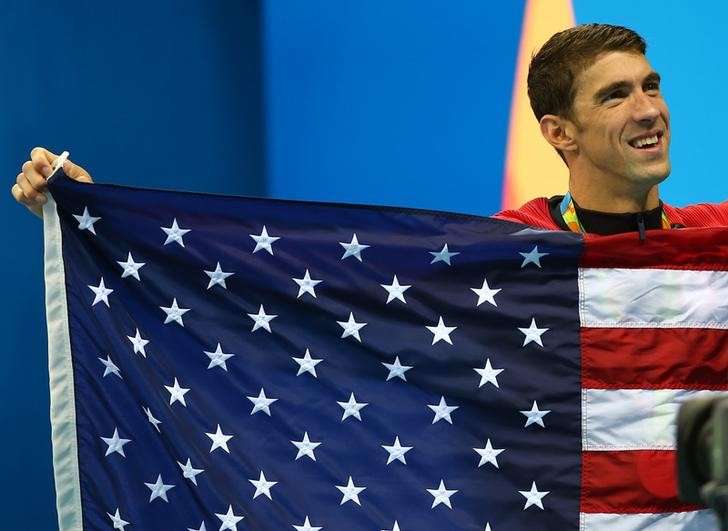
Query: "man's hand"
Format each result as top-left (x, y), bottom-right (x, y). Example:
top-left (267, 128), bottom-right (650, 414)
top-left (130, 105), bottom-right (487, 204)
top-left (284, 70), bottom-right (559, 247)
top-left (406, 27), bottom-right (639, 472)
top-left (11, 147), bottom-right (93, 218)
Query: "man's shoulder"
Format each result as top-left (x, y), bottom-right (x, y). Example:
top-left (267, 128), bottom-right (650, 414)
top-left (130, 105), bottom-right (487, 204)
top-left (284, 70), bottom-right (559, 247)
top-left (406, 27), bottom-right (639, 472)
top-left (664, 200), bottom-right (728, 227)
top-left (492, 197), bottom-right (562, 230)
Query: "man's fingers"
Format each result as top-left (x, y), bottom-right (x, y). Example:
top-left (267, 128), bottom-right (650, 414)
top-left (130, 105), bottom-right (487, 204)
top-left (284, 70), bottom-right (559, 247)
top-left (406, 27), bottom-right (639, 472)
top-left (10, 183), bottom-right (24, 203)
top-left (11, 182), bottom-right (43, 218)
top-left (29, 147), bottom-right (93, 184)
top-left (22, 159), bottom-right (48, 193)
top-left (10, 180), bottom-right (42, 207)
top-left (13, 148), bottom-right (93, 214)
top-left (12, 147), bottom-right (88, 219)
top-left (16, 173), bottom-right (46, 205)
top-left (30, 146), bottom-right (55, 160)
top-left (30, 146), bottom-right (56, 176)
top-left (16, 172), bottom-right (46, 204)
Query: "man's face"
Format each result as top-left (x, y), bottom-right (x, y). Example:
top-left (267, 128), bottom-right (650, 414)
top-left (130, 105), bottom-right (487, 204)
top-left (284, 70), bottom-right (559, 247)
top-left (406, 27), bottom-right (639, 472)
top-left (567, 51), bottom-right (671, 191)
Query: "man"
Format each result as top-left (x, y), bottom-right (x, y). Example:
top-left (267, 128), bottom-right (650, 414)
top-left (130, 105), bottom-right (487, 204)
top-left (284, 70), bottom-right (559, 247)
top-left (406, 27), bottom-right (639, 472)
top-left (494, 23), bottom-right (728, 236)
top-left (12, 24), bottom-right (728, 232)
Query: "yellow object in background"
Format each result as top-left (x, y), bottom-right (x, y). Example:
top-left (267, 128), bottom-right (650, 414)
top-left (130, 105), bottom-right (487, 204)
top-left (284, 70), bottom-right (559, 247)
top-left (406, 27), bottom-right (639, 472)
top-left (501, 0), bottom-right (574, 210)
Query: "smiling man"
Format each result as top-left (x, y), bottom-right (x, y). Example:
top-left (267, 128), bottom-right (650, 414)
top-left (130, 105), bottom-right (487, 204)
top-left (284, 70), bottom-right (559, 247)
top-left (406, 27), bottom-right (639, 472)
top-left (496, 23), bottom-right (728, 236)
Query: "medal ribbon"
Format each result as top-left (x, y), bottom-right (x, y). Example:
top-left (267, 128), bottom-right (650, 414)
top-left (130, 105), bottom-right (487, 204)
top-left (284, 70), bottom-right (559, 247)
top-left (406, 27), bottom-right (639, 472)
top-left (559, 192), bottom-right (671, 233)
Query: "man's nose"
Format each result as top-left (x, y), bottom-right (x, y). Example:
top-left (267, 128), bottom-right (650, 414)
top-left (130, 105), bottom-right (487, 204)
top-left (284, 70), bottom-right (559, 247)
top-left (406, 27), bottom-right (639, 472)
top-left (632, 91), bottom-right (660, 124)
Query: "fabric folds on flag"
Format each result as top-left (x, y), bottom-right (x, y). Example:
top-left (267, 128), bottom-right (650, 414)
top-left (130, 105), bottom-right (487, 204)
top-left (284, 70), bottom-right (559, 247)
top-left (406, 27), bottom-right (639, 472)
top-left (42, 171), bottom-right (723, 530)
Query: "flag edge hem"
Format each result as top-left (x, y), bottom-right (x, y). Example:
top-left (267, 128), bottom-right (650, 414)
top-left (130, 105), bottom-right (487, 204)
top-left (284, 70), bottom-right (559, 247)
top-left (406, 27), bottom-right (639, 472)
top-left (43, 194), bottom-right (83, 531)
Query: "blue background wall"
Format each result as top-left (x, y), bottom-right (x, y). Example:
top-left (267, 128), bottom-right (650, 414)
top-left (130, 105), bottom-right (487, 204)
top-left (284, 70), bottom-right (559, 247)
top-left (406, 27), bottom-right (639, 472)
top-left (262, 1), bottom-right (522, 216)
top-left (3, 1), bottom-right (727, 528)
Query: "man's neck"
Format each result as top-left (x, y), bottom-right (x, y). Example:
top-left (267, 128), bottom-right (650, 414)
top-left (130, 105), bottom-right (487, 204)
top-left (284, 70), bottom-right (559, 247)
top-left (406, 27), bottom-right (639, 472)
top-left (568, 177), bottom-right (659, 213)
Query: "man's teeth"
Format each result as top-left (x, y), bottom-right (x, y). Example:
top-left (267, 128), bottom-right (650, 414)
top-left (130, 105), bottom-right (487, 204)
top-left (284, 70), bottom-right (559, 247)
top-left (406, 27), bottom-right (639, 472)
top-left (633, 135), bottom-right (659, 148)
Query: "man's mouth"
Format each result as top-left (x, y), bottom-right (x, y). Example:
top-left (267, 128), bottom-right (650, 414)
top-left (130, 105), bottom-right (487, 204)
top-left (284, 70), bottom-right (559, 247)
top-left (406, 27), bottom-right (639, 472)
top-left (627, 131), bottom-right (664, 152)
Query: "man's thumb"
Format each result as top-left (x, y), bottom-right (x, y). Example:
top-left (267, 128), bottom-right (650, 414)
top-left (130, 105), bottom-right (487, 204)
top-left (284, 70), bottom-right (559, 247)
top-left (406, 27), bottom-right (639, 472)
top-left (61, 159), bottom-right (93, 183)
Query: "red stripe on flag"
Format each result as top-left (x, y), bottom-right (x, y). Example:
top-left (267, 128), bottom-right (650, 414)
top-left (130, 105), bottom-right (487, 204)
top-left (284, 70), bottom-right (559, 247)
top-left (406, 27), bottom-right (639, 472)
top-left (582, 227), bottom-right (728, 270)
top-left (582, 328), bottom-right (728, 390)
top-left (581, 450), bottom-right (702, 514)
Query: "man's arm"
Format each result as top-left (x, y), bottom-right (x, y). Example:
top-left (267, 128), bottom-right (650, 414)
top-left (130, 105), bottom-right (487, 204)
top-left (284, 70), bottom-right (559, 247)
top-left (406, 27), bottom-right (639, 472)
top-left (11, 147), bottom-right (93, 218)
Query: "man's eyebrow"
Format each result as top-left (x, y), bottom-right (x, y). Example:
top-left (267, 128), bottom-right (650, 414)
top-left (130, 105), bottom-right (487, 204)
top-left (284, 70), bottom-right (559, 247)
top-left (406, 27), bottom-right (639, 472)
top-left (593, 71), bottom-right (662, 102)
top-left (644, 71), bottom-right (661, 85)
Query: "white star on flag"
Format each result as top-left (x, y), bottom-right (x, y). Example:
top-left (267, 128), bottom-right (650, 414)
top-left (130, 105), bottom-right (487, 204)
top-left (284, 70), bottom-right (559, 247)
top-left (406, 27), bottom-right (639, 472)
top-left (204, 343), bottom-right (234, 371)
top-left (165, 378), bottom-right (190, 407)
top-left (247, 304), bottom-right (277, 332)
top-left (88, 277), bottom-right (113, 306)
top-left (427, 479), bottom-right (458, 509)
top-left (127, 328), bottom-right (149, 357)
top-left (292, 348), bottom-right (323, 377)
top-left (518, 317), bottom-right (549, 347)
top-left (519, 245), bottom-right (548, 268)
top-left (382, 436), bottom-right (413, 465)
top-left (249, 470), bottom-right (277, 499)
top-left (143, 406), bottom-right (161, 432)
top-left (187, 523), bottom-right (207, 531)
top-left (247, 387), bottom-right (278, 416)
top-left (519, 481), bottom-right (550, 510)
top-left (382, 356), bottom-right (413, 381)
top-left (117, 252), bottom-right (145, 280)
top-left (429, 244), bottom-right (459, 265)
top-left (160, 298), bottom-right (190, 326)
top-left (215, 505), bottom-right (244, 531)
top-left (107, 508), bottom-right (130, 530)
top-left (337, 392), bottom-right (368, 421)
top-left (335, 476), bottom-right (366, 505)
top-left (292, 269), bottom-right (322, 298)
top-left (339, 233), bottom-right (369, 261)
top-left (100, 427), bottom-right (131, 457)
top-left (473, 439), bottom-right (505, 468)
top-left (161, 218), bottom-right (190, 247)
top-left (250, 225), bottom-right (280, 254)
top-left (293, 516), bottom-right (322, 531)
top-left (204, 262), bottom-right (234, 289)
top-left (337, 312), bottom-right (367, 342)
top-left (426, 316), bottom-right (456, 345)
top-left (291, 431), bottom-right (321, 461)
top-left (471, 276), bottom-right (500, 307)
top-left (380, 274), bottom-right (411, 304)
top-left (178, 458), bottom-right (204, 485)
top-left (73, 206), bottom-right (100, 234)
top-left (98, 355), bottom-right (122, 379)
top-left (520, 400), bottom-right (551, 428)
top-left (428, 396), bottom-right (459, 424)
top-left (206, 424), bottom-right (233, 453)
top-left (382, 522), bottom-right (401, 531)
top-left (473, 358), bottom-right (503, 388)
top-left (145, 474), bottom-right (175, 503)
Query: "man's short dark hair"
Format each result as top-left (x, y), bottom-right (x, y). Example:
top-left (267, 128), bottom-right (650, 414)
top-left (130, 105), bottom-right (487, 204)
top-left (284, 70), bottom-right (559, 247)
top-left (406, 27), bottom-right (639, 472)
top-left (528, 24), bottom-right (646, 123)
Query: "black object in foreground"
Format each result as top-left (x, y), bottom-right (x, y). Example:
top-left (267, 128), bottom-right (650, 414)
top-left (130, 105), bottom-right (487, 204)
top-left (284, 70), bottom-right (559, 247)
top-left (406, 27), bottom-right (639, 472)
top-left (677, 396), bottom-right (728, 530)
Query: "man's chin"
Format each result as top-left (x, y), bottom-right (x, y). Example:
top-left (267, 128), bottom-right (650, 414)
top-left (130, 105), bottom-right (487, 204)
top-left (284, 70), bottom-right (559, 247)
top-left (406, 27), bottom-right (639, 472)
top-left (629, 161), bottom-right (671, 187)
top-left (651, 161), bottom-right (671, 183)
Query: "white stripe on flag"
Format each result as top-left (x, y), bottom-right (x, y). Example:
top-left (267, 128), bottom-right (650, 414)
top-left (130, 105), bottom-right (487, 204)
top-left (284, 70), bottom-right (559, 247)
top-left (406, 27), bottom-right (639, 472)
top-left (579, 267), bottom-right (728, 328)
top-left (583, 389), bottom-right (725, 451)
top-left (580, 509), bottom-right (718, 530)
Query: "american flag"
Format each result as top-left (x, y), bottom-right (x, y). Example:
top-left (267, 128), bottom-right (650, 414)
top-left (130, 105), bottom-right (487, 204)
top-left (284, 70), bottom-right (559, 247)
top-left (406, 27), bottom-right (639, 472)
top-left (42, 171), bottom-right (724, 530)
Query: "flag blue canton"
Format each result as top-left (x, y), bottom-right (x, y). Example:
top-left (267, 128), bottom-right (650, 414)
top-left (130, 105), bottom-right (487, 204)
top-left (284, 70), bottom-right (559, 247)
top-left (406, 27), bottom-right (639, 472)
top-left (48, 173), bottom-right (583, 530)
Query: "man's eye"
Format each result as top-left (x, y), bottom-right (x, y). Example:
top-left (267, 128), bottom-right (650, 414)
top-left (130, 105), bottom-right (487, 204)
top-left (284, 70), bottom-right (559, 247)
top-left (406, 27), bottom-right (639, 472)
top-left (645, 82), bottom-right (660, 92)
top-left (604, 91), bottom-right (627, 101)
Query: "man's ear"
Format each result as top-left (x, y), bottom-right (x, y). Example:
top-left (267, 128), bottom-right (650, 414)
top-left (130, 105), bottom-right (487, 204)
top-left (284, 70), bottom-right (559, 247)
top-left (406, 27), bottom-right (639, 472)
top-left (539, 114), bottom-right (578, 154)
